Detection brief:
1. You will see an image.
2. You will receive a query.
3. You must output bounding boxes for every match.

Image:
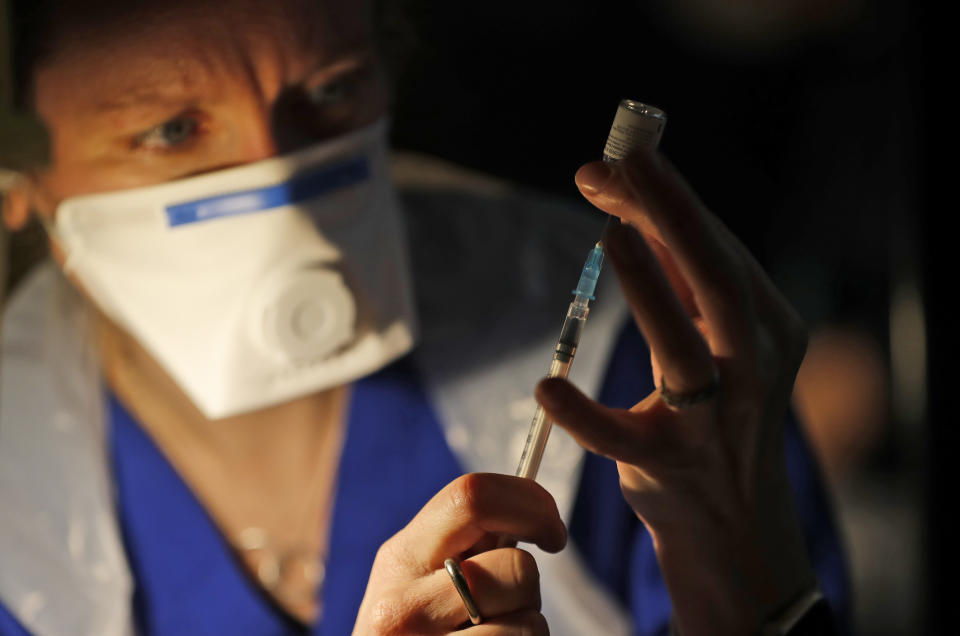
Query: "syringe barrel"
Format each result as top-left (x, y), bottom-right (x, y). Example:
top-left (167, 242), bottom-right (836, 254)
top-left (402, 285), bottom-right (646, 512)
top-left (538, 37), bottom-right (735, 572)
top-left (556, 300), bottom-right (588, 362)
top-left (514, 307), bottom-right (585, 480)
top-left (515, 352), bottom-right (574, 480)
top-left (516, 405), bottom-right (552, 480)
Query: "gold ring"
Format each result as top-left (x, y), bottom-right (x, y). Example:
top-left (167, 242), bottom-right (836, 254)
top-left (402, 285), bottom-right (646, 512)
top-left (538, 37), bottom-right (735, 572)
top-left (444, 558), bottom-right (483, 625)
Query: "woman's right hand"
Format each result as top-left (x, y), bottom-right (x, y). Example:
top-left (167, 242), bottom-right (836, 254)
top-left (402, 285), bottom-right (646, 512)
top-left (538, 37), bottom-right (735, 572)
top-left (352, 473), bottom-right (566, 635)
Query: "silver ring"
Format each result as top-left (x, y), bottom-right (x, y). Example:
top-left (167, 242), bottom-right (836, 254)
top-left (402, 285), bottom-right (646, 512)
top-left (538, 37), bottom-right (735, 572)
top-left (444, 558), bottom-right (483, 625)
top-left (659, 372), bottom-right (720, 409)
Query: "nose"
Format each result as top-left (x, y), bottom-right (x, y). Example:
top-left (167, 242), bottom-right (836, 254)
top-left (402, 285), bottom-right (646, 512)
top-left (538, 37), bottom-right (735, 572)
top-left (236, 103), bottom-right (282, 162)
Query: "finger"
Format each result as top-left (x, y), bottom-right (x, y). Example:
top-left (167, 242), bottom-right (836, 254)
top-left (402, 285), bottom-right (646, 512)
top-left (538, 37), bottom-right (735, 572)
top-left (420, 549), bottom-right (541, 629)
top-left (468, 533), bottom-right (509, 558)
top-left (706, 214), bottom-right (807, 364)
top-left (619, 152), bottom-right (758, 358)
top-left (536, 377), bottom-right (660, 465)
top-left (604, 221), bottom-right (715, 392)
top-left (646, 234), bottom-right (698, 318)
top-left (608, 218), bottom-right (700, 322)
top-left (577, 166), bottom-right (693, 316)
top-left (396, 473), bottom-right (566, 571)
top-left (576, 155), bottom-right (756, 358)
top-left (453, 609), bottom-right (549, 635)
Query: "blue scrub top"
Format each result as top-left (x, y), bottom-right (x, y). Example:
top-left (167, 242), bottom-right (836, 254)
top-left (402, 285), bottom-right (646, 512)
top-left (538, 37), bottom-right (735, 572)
top-left (0, 323), bottom-right (850, 635)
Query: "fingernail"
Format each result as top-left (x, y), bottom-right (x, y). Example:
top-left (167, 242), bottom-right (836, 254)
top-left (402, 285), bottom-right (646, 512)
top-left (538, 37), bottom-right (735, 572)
top-left (575, 162), bottom-right (615, 195)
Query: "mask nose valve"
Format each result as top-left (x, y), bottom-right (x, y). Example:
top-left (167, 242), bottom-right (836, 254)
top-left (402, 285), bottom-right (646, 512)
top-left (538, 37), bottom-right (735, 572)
top-left (292, 300), bottom-right (328, 339)
top-left (253, 268), bottom-right (356, 361)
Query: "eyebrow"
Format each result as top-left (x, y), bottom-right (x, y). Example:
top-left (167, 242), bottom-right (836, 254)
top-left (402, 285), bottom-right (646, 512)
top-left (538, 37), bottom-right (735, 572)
top-left (302, 49), bottom-right (377, 85)
top-left (89, 48), bottom-right (376, 118)
top-left (89, 54), bottom-right (217, 116)
top-left (94, 90), bottom-right (200, 114)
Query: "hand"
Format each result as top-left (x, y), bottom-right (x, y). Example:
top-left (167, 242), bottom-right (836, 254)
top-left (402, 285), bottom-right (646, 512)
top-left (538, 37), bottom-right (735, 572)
top-left (536, 150), bottom-right (816, 636)
top-left (352, 473), bottom-right (565, 635)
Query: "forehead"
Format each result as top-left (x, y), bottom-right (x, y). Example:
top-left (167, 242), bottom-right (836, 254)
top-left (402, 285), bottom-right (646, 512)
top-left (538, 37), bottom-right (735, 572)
top-left (30, 0), bottom-right (372, 115)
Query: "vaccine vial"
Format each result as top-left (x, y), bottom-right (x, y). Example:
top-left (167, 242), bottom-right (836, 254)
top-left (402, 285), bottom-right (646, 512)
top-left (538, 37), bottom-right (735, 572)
top-left (602, 99), bottom-right (667, 162)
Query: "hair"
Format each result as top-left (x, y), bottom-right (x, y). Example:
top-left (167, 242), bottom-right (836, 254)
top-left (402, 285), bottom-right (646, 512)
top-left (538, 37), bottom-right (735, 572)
top-left (8, 0), bottom-right (59, 111)
top-left (8, 0), bottom-right (420, 111)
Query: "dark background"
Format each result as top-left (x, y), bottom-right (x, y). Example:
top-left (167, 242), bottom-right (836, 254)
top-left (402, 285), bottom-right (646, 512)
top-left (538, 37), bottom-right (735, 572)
top-left (382, 1), bottom-right (939, 633)
top-left (385, 0), bottom-right (912, 356)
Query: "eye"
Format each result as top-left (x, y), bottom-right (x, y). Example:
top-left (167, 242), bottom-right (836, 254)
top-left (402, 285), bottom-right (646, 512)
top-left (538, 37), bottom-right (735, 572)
top-left (275, 64), bottom-right (385, 144)
top-left (134, 113), bottom-right (201, 151)
top-left (304, 75), bottom-right (356, 109)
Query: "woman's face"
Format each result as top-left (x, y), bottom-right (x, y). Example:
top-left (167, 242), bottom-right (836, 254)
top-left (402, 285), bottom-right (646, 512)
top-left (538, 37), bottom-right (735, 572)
top-left (21, 0), bottom-right (387, 216)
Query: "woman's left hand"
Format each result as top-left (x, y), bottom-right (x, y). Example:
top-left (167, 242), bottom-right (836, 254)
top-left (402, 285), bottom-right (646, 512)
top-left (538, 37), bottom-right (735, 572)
top-left (536, 150), bottom-right (817, 636)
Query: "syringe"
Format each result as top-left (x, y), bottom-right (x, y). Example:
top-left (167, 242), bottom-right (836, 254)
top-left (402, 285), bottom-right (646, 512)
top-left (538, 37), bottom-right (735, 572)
top-left (515, 243), bottom-right (604, 479)
top-left (512, 99), bottom-right (666, 482)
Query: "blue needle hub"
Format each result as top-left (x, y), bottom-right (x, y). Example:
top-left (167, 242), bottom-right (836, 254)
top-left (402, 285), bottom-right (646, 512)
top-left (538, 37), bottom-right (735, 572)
top-left (572, 242), bottom-right (605, 300)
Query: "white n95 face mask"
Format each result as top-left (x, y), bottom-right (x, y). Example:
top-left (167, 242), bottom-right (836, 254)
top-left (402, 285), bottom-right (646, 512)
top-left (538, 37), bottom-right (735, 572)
top-left (53, 118), bottom-right (417, 419)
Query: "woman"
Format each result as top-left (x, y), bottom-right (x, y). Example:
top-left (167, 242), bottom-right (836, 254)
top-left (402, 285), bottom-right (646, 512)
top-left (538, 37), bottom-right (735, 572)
top-left (0, 0), bottom-right (847, 634)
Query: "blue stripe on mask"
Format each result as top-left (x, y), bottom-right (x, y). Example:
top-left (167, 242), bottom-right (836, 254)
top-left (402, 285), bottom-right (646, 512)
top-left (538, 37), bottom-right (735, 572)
top-left (165, 156), bottom-right (369, 226)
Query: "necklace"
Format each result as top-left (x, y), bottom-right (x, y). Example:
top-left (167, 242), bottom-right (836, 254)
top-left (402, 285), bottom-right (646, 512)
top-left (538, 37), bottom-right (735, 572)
top-left (236, 525), bottom-right (327, 614)
top-left (231, 397), bottom-right (344, 623)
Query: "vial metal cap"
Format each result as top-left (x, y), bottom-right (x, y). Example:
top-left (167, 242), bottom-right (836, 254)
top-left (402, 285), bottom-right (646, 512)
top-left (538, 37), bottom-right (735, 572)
top-left (602, 99), bottom-right (667, 162)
